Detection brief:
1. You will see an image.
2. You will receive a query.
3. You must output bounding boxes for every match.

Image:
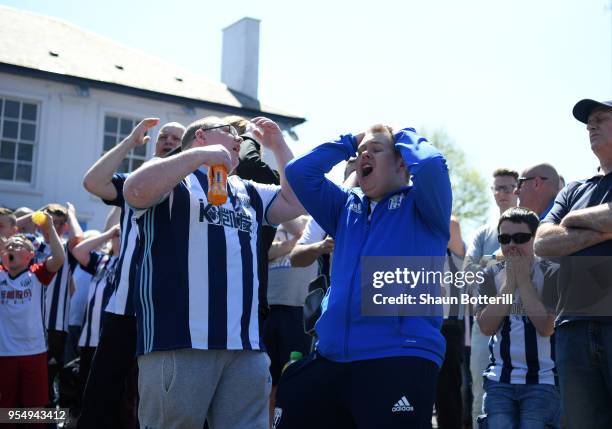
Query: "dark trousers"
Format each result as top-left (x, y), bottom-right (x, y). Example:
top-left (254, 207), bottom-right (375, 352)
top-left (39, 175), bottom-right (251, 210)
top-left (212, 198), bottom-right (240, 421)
top-left (77, 313), bottom-right (137, 429)
top-left (275, 352), bottom-right (438, 429)
top-left (262, 305), bottom-right (311, 385)
top-left (47, 329), bottom-right (66, 405)
top-left (75, 346), bottom-right (95, 411)
top-left (64, 325), bottom-right (82, 364)
top-left (435, 321), bottom-right (465, 429)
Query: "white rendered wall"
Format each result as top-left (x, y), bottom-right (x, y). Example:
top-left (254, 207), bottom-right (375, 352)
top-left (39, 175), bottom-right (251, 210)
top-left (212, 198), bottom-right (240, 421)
top-left (0, 72), bottom-right (226, 231)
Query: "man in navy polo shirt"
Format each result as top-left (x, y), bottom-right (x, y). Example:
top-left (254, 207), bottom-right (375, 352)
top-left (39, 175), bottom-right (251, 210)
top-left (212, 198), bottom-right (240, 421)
top-left (535, 98), bottom-right (612, 428)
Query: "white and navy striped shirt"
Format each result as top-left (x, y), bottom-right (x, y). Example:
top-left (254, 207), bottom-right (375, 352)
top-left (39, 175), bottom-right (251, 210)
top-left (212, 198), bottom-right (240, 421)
top-left (135, 168), bottom-right (279, 355)
top-left (102, 173), bottom-right (139, 317)
top-left (79, 252), bottom-right (117, 348)
top-left (478, 259), bottom-right (559, 385)
top-left (44, 242), bottom-right (78, 332)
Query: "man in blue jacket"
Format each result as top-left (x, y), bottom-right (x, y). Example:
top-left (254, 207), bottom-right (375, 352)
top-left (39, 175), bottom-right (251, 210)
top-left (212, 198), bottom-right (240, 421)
top-left (275, 125), bottom-right (452, 428)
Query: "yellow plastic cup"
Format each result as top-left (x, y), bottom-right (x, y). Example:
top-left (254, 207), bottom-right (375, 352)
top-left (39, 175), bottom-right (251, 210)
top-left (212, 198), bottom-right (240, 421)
top-left (32, 211), bottom-right (47, 226)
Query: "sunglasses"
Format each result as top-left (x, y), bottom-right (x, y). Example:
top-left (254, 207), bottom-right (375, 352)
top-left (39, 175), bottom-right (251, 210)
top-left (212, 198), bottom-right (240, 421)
top-left (517, 176), bottom-right (548, 190)
top-left (498, 232), bottom-right (533, 245)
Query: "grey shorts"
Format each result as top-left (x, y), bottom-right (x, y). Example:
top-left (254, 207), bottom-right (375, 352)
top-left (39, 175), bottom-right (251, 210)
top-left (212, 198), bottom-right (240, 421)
top-left (138, 348), bottom-right (271, 429)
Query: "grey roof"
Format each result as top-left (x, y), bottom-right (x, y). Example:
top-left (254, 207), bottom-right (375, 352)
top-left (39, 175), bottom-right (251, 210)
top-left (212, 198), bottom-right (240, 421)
top-left (0, 6), bottom-right (305, 126)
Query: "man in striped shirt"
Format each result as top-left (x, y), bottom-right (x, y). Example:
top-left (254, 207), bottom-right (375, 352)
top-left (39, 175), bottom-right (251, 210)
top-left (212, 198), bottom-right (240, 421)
top-left (124, 115), bottom-right (304, 429)
top-left (476, 207), bottom-right (560, 428)
top-left (79, 119), bottom-right (185, 428)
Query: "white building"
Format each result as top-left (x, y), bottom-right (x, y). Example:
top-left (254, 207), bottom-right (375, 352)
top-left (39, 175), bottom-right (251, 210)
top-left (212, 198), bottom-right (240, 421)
top-left (0, 6), bottom-right (305, 230)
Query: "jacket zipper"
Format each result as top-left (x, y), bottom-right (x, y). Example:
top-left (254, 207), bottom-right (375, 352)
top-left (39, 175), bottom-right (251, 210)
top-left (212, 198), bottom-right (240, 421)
top-left (343, 199), bottom-right (373, 359)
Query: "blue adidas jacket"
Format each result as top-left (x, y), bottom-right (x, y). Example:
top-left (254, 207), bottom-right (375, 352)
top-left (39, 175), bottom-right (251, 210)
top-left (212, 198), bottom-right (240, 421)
top-left (285, 129), bottom-right (452, 366)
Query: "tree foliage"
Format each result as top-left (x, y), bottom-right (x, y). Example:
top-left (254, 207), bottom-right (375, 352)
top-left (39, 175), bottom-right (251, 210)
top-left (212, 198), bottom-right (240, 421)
top-left (423, 128), bottom-right (490, 230)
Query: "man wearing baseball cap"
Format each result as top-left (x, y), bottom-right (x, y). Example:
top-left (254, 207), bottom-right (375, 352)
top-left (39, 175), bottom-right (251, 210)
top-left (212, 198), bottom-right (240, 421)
top-left (535, 98), bottom-right (612, 428)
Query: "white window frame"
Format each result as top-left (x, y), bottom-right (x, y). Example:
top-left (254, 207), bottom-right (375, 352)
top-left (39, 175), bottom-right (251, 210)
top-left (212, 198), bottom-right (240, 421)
top-left (0, 95), bottom-right (40, 185)
top-left (101, 112), bottom-right (150, 174)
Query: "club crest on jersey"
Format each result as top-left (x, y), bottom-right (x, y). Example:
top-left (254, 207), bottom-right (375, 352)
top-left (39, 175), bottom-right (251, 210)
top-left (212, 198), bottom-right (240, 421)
top-left (349, 201), bottom-right (362, 214)
top-left (238, 195), bottom-right (251, 209)
top-left (199, 199), bottom-right (253, 233)
top-left (388, 195), bottom-right (404, 210)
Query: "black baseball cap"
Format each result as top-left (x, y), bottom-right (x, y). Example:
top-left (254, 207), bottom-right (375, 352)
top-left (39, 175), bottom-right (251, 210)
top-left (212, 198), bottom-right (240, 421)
top-left (573, 99), bottom-right (612, 124)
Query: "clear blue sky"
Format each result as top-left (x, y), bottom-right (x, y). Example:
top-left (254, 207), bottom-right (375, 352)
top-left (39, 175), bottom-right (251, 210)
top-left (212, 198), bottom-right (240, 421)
top-left (3, 0), bottom-right (611, 208)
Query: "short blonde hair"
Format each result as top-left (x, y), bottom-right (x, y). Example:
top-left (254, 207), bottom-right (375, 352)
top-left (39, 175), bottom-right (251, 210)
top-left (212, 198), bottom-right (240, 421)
top-left (223, 115), bottom-right (249, 135)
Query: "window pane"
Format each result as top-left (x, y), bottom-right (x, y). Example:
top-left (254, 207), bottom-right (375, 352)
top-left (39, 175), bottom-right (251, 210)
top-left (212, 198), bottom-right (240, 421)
top-left (131, 159), bottom-right (144, 171)
top-left (0, 141), bottom-right (15, 159)
top-left (0, 161), bottom-right (14, 180)
top-left (4, 100), bottom-right (19, 118)
top-left (0, 100), bottom-right (3, 117)
top-left (15, 163), bottom-right (31, 182)
top-left (104, 116), bottom-right (118, 133)
top-left (20, 123), bottom-right (36, 141)
top-left (133, 144), bottom-right (146, 156)
top-left (103, 134), bottom-right (116, 151)
top-left (21, 103), bottom-right (37, 121)
top-left (118, 159), bottom-right (129, 173)
top-left (17, 144), bottom-right (33, 162)
top-left (3, 120), bottom-right (18, 139)
top-left (120, 118), bottom-right (133, 135)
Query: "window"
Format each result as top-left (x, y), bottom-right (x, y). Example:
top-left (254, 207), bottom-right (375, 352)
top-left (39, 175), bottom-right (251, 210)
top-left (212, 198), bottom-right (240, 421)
top-left (0, 98), bottom-right (38, 183)
top-left (103, 115), bottom-right (147, 173)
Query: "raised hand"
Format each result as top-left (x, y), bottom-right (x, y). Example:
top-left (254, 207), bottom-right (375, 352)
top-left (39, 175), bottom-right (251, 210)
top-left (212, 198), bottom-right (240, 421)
top-left (251, 117), bottom-right (285, 151)
top-left (66, 202), bottom-right (76, 218)
top-left (129, 118), bottom-right (160, 147)
top-left (108, 224), bottom-right (121, 238)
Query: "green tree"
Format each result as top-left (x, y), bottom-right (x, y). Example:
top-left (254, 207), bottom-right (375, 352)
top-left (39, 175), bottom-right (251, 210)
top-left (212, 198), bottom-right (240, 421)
top-left (423, 128), bottom-right (490, 231)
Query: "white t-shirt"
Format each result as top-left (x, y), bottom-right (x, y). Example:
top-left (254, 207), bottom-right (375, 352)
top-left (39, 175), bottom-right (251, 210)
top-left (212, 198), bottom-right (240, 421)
top-left (297, 217), bottom-right (326, 245)
top-left (0, 263), bottom-right (55, 356)
top-left (268, 227), bottom-right (318, 306)
top-left (69, 266), bottom-right (92, 327)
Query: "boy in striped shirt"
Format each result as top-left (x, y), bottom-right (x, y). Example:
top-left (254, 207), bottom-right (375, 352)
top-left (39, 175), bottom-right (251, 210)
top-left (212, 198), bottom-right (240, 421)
top-left (476, 207), bottom-right (560, 428)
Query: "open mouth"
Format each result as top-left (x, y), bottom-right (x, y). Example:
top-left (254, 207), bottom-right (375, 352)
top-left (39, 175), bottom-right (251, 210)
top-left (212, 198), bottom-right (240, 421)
top-left (162, 146), bottom-right (175, 154)
top-left (361, 163), bottom-right (374, 178)
top-left (8, 253), bottom-right (14, 262)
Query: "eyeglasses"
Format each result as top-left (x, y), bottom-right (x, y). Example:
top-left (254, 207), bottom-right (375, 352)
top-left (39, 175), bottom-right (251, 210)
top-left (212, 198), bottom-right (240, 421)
top-left (517, 176), bottom-right (548, 190)
top-left (490, 184), bottom-right (516, 194)
top-left (201, 124), bottom-right (239, 137)
top-left (497, 232), bottom-right (533, 245)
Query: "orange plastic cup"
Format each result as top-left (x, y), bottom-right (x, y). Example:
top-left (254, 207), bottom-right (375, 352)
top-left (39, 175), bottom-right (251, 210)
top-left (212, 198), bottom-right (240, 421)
top-left (207, 165), bottom-right (228, 206)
